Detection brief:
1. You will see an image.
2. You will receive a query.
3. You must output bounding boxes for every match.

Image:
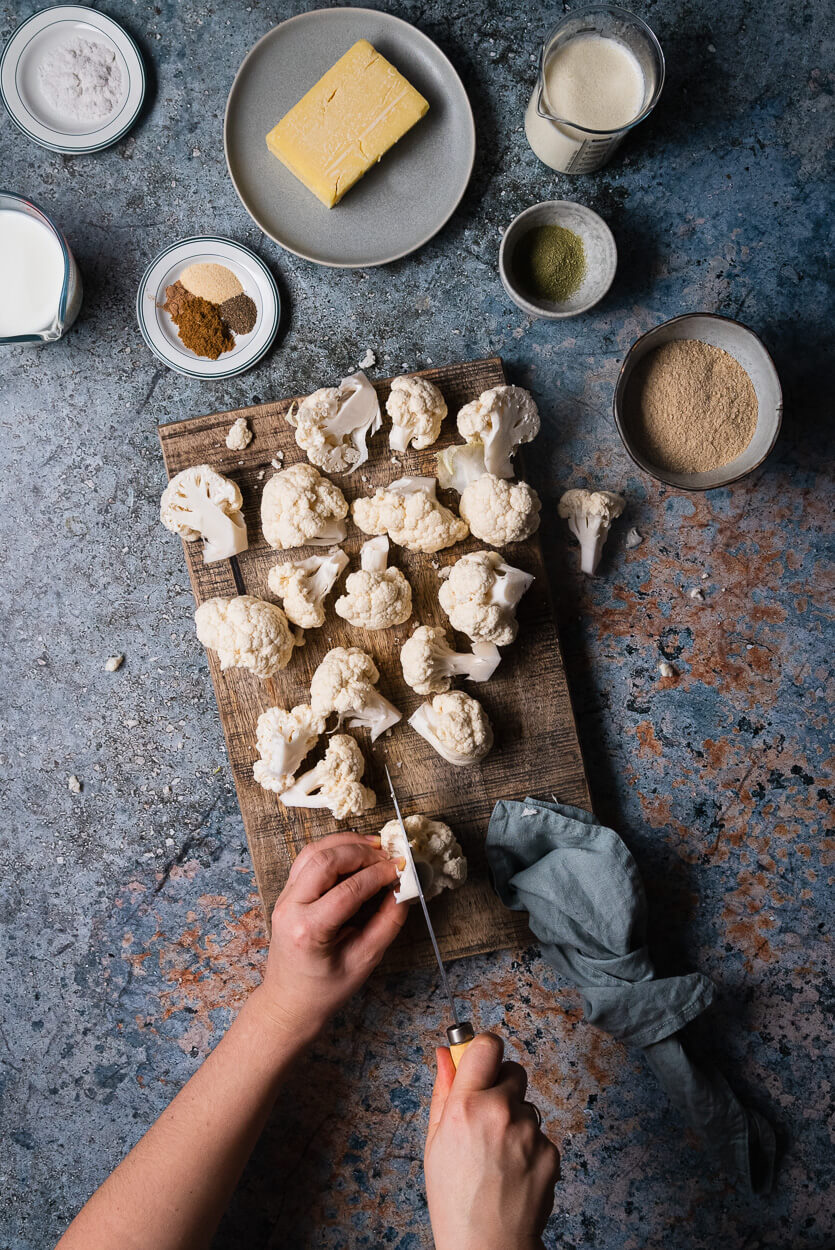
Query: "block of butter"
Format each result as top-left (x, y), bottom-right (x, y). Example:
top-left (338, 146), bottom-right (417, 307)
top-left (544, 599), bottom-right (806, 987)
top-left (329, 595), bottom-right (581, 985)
top-left (266, 39), bottom-right (429, 209)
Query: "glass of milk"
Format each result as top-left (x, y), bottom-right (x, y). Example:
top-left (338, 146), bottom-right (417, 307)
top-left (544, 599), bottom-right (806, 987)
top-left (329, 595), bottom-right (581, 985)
top-left (525, 5), bottom-right (664, 175)
top-left (0, 192), bottom-right (82, 344)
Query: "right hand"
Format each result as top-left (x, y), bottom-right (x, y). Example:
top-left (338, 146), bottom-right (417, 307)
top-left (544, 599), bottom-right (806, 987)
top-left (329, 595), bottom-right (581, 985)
top-left (424, 1033), bottom-right (560, 1250)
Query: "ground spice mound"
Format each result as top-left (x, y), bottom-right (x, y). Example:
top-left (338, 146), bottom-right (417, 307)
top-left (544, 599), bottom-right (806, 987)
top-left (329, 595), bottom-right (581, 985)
top-left (220, 292), bottom-right (257, 335)
top-left (172, 295), bottom-right (234, 359)
top-left (627, 338), bottom-right (758, 473)
top-left (161, 280), bottom-right (194, 318)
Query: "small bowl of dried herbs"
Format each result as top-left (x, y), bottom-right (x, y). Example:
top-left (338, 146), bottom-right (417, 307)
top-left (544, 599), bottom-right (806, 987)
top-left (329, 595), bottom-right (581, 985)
top-left (499, 200), bottom-right (617, 319)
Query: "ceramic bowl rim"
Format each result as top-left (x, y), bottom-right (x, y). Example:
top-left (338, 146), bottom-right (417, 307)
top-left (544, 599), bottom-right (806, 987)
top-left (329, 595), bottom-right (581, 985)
top-left (613, 311), bottom-right (783, 491)
top-left (499, 200), bottom-right (617, 319)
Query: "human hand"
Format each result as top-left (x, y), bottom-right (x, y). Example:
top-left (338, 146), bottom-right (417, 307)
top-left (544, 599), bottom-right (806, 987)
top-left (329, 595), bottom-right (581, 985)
top-left (424, 1034), bottom-right (560, 1250)
top-left (257, 831), bottom-right (408, 1043)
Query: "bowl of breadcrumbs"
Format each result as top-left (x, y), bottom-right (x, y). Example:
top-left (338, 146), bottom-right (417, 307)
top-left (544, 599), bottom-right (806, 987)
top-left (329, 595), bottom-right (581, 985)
top-left (614, 313), bottom-right (782, 490)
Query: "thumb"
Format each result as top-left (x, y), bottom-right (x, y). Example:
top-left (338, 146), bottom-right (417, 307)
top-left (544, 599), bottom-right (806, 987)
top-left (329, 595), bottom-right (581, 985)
top-left (448, 1032), bottom-right (504, 1093)
top-left (426, 1047), bottom-right (456, 1149)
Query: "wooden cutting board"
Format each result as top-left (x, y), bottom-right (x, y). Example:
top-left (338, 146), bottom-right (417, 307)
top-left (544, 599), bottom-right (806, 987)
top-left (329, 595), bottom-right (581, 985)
top-left (158, 356), bottom-right (590, 971)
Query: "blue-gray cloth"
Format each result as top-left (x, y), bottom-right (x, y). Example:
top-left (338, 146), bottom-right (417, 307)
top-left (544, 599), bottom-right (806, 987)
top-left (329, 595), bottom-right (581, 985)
top-left (486, 797), bottom-right (776, 1194)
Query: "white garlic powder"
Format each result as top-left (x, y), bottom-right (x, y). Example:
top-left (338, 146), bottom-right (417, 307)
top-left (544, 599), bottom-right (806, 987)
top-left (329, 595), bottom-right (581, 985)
top-left (38, 37), bottom-right (123, 123)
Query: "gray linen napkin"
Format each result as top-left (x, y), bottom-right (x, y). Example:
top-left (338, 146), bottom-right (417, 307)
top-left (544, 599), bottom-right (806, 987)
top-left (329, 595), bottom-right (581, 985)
top-left (486, 797), bottom-right (776, 1194)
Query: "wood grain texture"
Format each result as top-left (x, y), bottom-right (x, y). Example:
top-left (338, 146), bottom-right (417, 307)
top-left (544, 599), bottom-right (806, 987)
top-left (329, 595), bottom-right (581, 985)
top-left (158, 356), bottom-right (590, 971)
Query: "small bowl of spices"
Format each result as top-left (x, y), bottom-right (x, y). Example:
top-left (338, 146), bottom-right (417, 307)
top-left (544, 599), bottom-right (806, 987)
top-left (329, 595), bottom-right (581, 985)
top-left (614, 313), bottom-right (782, 490)
top-left (136, 236), bottom-right (280, 379)
top-left (499, 200), bottom-right (617, 319)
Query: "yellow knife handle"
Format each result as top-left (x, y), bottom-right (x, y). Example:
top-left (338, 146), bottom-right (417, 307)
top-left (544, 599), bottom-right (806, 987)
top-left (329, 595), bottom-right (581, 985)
top-left (447, 1021), bottom-right (475, 1070)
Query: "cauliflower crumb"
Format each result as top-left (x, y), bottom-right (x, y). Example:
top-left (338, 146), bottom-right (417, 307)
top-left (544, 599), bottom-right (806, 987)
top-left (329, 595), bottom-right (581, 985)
top-left (270, 455), bottom-right (284, 470)
top-left (257, 469), bottom-right (266, 480)
top-left (625, 527), bottom-right (643, 549)
top-left (104, 655), bottom-right (124, 672)
top-left (658, 660), bottom-right (675, 678)
top-left (688, 587), bottom-right (705, 601)
top-left (225, 416), bottom-right (253, 451)
top-left (67, 775), bottom-right (82, 793)
top-left (521, 806), bottom-right (537, 817)
top-left (358, 348), bottom-right (376, 370)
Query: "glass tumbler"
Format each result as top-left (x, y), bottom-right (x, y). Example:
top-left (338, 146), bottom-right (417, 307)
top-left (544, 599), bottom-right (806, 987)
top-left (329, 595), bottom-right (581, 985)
top-left (0, 191), bottom-right (82, 345)
top-left (525, 5), bottom-right (665, 175)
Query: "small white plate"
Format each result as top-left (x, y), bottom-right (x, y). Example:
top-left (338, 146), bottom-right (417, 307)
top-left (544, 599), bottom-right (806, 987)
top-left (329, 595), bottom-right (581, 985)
top-left (136, 237), bottom-right (281, 380)
top-left (0, 4), bottom-right (144, 154)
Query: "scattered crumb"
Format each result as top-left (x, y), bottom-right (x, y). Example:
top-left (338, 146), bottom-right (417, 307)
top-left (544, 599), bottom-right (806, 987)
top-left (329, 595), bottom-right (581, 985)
top-left (358, 349), bottom-right (376, 370)
top-left (67, 775), bottom-right (82, 793)
top-left (56, 856), bottom-right (64, 865)
top-left (165, 836), bottom-right (175, 847)
top-left (257, 469), bottom-right (266, 480)
top-left (701, 571), bottom-right (709, 581)
top-left (270, 454), bottom-right (284, 470)
top-left (104, 654), bottom-right (124, 672)
top-left (625, 527), bottom-right (643, 549)
top-left (658, 660), bottom-right (675, 678)
top-left (688, 587), bottom-right (705, 602)
top-left (521, 806), bottom-right (537, 817)
top-left (437, 566), bottom-right (451, 581)
top-left (430, 559), bottom-right (440, 570)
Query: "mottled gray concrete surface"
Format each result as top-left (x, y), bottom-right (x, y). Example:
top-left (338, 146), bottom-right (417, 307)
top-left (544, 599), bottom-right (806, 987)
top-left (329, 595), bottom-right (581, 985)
top-left (1, 1), bottom-right (833, 1247)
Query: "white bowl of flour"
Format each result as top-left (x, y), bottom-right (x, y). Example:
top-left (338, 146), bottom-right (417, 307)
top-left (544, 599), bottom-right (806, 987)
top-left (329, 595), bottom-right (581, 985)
top-left (0, 4), bottom-right (145, 153)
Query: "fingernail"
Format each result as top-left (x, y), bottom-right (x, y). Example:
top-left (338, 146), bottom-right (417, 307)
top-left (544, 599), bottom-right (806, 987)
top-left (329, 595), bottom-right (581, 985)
top-left (396, 857), bottom-right (407, 871)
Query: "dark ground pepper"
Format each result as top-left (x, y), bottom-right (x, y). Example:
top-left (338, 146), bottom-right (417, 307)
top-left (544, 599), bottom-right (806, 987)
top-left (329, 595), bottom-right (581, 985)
top-left (220, 292), bottom-right (257, 335)
top-left (172, 295), bottom-right (234, 359)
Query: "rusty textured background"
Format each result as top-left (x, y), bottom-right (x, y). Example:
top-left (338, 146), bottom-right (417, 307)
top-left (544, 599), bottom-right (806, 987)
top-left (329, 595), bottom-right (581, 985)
top-left (0, 0), bottom-right (832, 1247)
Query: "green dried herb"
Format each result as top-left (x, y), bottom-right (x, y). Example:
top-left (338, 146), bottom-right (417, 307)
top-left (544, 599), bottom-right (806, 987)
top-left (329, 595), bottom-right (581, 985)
top-left (516, 224), bottom-right (586, 303)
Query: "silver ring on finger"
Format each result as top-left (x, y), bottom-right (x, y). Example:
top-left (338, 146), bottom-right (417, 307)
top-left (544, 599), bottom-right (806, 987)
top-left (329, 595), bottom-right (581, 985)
top-left (524, 1100), bottom-right (543, 1127)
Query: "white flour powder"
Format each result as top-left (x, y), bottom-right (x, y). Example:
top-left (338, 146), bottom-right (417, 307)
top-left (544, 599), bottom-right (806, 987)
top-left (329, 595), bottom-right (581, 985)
top-left (37, 37), bottom-right (123, 122)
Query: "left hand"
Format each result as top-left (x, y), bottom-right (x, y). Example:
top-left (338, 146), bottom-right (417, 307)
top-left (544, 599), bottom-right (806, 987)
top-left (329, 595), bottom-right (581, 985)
top-left (257, 831), bottom-right (408, 1042)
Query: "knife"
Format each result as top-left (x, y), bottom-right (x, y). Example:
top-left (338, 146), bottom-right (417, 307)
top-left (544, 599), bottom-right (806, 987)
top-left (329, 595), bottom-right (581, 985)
top-left (384, 764), bottom-right (475, 1069)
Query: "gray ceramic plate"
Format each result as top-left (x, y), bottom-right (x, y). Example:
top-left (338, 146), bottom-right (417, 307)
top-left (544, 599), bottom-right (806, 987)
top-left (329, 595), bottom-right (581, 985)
top-left (224, 7), bottom-right (475, 268)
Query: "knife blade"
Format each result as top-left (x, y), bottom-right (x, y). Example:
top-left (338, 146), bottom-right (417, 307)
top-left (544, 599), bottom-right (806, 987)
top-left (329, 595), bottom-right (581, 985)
top-left (384, 764), bottom-right (475, 1067)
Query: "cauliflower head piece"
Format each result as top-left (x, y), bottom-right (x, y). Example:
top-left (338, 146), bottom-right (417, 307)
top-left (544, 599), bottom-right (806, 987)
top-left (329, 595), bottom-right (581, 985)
top-left (400, 624), bottom-right (500, 696)
top-left (280, 733), bottom-right (376, 819)
top-left (352, 476), bottom-right (468, 554)
top-left (456, 386), bottom-right (540, 479)
top-left (438, 550), bottom-right (535, 646)
top-left (195, 595), bottom-right (300, 679)
top-left (379, 813), bottom-right (467, 903)
top-left (160, 464), bottom-right (248, 563)
top-left (310, 646), bottom-right (402, 742)
top-left (558, 488), bottom-right (626, 575)
top-left (459, 474), bottom-right (541, 547)
top-left (267, 549), bottom-right (348, 628)
top-left (286, 371), bottom-right (381, 474)
top-left (334, 536), bottom-right (412, 630)
top-left (261, 462), bottom-right (348, 550)
top-left (386, 375), bottom-right (448, 452)
top-left (252, 704), bottom-right (325, 793)
top-left (409, 690), bottom-right (493, 766)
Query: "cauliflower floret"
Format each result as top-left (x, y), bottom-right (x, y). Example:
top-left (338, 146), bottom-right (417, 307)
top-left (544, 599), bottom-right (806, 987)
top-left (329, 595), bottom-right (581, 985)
top-left (286, 371), bottom-right (381, 474)
top-left (352, 476), bottom-right (468, 554)
top-left (261, 462), bottom-right (348, 550)
top-left (280, 734), bottom-right (376, 819)
top-left (267, 549), bottom-right (349, 628)
top-left (409, 690), bottom-right (493, 766)
top-left (435, 441), bottom-right (488, 494)
top-left (400, 625), bottom-right (500, 696)
top-left (252, 704), bottom-right (325, 792)
top-left (225, 417), bottom-right (253, 451)
top-left (558, 488), bottom-right (626, 575)
top-left (456, 386), bottom-right (540, 479)
top-left (438, 551), bottom-right (535, 646)
top-left (459, 474), bottom-right (541, 547)
top-left (160, 464), bottom-right (248, 563)
top-left (386, 375), bottom-right (447, 452)
top-left (310, 646), bottom-right (402, 742)
top-left (334, 536), bottom-right (412, 630)
top-left (195, 595), bottom-right (300, 679)
top-left (379, 814), bottom-right (467, 903)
